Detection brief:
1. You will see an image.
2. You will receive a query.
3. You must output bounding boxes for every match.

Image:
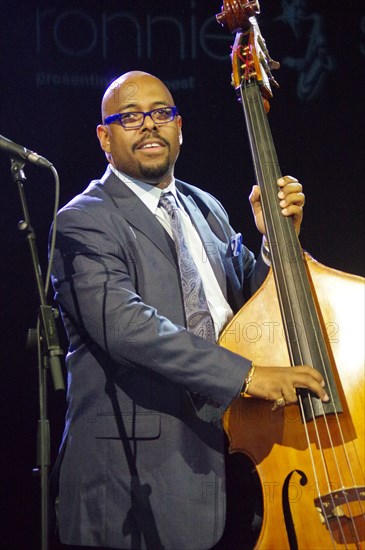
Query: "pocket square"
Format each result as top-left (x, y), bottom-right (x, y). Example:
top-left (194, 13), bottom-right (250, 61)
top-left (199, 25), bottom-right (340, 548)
top-left (230, 233), bottom-right (242, 256)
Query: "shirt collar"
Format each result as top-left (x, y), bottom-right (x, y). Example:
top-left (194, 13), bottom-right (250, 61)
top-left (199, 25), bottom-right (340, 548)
top-left (109, 164), bottom-right (178, 215)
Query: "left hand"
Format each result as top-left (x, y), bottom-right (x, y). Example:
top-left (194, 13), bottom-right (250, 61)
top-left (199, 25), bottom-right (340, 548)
top-left (249, 175), bottom-right (305, 236)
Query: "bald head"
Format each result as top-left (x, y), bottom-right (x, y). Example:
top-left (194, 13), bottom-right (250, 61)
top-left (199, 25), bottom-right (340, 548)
top-left (101, 71), bottom-right (175, 123)
top-left (97, 70), bottom-right (182, 188)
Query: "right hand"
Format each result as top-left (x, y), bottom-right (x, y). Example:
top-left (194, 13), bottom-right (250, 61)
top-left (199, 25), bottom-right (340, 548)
top-left (246, 365), bottom-right (329, 409)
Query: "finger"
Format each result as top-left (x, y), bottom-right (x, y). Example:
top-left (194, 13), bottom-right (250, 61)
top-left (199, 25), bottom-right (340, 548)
top-left (281, 204), bottom-right (303, 218)
top-left (281, 385), bottom-right (299, 406)
top-left (277, 365), bottom-right (327, 399)
top-left (291, 365), bottom-right (325, 385)
top-left (279, 191), bottom-right (305, 208)
top-left (277, 175), bottom-right (298, 188)
top-left (291, 372), bottom-right (329, 402)
top-left (249, 184), bottom-right (261, 204)
top-left (278, 182), bottom-right (303, 196)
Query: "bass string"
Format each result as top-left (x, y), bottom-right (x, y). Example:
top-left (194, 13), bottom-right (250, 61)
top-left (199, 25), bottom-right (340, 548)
top-left (241, 79), bottom-right (315, 365)
top-left (240, 82), bottom-right (304, 350)
top-left (315, 400), bottom-right (364, 544)
top-left (241, 75), bottom-right (362, 545)
top-left (298, 391), bottom-right (362, 546)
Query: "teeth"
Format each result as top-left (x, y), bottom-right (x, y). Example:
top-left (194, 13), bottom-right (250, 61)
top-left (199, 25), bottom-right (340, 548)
top-left (142, 143), bottom-right (160, 148)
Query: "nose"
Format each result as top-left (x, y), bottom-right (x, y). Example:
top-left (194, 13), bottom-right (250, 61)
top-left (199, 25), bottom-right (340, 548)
top-left (141, 113), bottom-right (157, 130)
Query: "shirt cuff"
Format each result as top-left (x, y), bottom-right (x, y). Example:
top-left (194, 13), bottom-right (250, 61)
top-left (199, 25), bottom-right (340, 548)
top-left (261, 237), bottom-right (271, 266)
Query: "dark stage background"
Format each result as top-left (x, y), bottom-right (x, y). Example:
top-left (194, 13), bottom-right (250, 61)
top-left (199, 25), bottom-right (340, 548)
top-left (1, 1), bottom-right (364, 548)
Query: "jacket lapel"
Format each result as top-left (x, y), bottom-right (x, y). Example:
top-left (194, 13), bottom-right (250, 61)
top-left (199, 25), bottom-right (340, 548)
top-left (101, 169), bottom-right (178, 268)
top-left (100, 169), bottom-right (227, 295)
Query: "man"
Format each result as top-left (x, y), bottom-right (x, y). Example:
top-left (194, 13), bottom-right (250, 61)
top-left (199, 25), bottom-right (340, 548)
top-left (51, 71), bottom-right (328, 550)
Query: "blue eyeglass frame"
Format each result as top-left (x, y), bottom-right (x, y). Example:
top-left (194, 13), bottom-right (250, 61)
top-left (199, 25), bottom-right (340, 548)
top-left (104, 106), bottom-right (179, 128)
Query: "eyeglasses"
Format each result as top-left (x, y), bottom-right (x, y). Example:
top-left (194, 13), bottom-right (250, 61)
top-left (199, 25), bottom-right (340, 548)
top-left (104, 106), bottom-right (179, 129)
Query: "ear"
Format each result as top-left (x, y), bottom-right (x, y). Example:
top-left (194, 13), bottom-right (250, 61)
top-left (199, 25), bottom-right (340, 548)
top-left (177, 116), bottom-right (183, 145)
top-left (96, 124), bottom-right (111, 154)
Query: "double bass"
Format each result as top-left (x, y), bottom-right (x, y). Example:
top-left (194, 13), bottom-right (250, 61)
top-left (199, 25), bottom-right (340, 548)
top-left (216, 2), bottom-right (365, 548)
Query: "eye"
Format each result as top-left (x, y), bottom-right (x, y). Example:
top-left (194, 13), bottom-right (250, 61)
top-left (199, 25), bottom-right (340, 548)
top-left (154, 108), bottom-right (172, 120)
top-left (121, 112), bottom-right (141, 122)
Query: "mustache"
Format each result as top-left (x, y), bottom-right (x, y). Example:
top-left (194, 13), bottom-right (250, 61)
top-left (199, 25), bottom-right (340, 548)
top-left (133, 133), bottom-right (170, 151)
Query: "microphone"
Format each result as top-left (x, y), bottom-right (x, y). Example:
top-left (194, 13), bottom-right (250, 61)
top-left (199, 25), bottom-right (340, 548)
top-left (0, 134), bottom-right (52, 168)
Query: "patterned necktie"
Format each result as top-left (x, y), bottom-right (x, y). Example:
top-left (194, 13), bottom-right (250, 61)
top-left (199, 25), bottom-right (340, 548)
top-left (159, 192), bottom-right (216, 342)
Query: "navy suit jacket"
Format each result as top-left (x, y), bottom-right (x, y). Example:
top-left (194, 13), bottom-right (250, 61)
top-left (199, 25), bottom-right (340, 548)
top-left (51, 167), bottom-right (269, 549)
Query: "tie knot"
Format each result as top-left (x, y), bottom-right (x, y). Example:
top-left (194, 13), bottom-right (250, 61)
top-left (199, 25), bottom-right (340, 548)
top-left (159, 192), bottom-right (178, 213)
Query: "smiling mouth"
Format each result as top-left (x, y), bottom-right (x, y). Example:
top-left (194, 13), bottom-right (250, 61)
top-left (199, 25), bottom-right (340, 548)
top-left (139, 142), bottom-right (163, 150)
top-left (134, 135), bottom-right (169, 152)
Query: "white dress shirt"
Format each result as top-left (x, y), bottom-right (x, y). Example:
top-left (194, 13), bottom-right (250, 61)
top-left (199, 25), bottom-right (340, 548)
top-left (110, 165), bottom-right (234, 339)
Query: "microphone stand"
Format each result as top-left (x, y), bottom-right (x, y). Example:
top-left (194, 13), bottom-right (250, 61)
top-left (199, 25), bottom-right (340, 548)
top-left (10, 157), bottom-right (64, 550)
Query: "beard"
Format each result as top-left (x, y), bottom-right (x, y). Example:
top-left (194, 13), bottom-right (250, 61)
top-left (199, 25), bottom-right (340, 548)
top-left (138, 156), bottom-right (171, 183)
